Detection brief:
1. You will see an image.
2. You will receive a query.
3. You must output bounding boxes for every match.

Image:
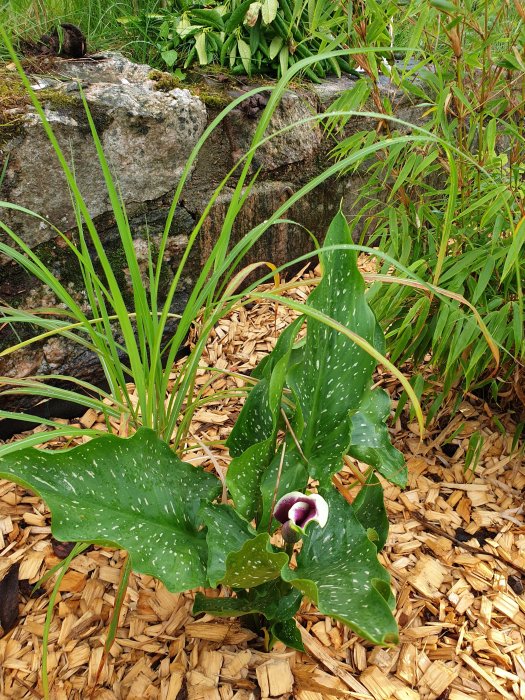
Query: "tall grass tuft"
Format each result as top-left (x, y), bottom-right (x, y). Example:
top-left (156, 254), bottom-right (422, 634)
top-left (0, 0), bottom-right (164, 61)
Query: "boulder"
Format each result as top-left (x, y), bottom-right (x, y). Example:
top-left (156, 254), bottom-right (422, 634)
top-left (0, 53), bottom-right (424, 418)
top-left (1, 55), bottom-right (207, 248)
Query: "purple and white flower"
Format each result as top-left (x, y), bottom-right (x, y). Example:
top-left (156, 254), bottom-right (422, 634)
top-left (274, 491), bottom-right (329, 542)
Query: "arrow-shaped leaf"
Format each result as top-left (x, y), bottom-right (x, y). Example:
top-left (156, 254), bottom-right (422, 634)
top-left (0, 428), bottom-right (221, 592)
top-left (349, 388), bottom-right (407, 486)
top-left (287, 211), bottom-right (383, 480)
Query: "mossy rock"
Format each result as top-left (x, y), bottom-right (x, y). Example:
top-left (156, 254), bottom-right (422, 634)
top-left (0, 68), bottom-right (28, 142)
top-left (149, 69), bottom-right (183, 92)
top-left (37, 87), bottom-right (80, 109)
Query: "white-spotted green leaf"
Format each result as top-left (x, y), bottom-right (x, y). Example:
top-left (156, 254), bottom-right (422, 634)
top-left (348, 388), bottom-right (407, 486)
top-left (201, 503), bottom-right (288, 588)
top-left (227, 383), bottom-right (273, 457)
top-left (227, 317), bottom-right (303, 456)
top-left (287, 210), bottom-right (383, 480)
top-left (261, 0), bottom-right (278, 24)
top-left (281, 487), bottom-right (398, 645)
top-left (193, 582), bottom-right (304, 651)
top-left (226, 317), bottom-right (303, 519)
top-left (0, 428), bottom-right (221, 592)
top-left (226, 438), bottom-right (275, 521)
top-left (270, 617), bottom-right (303, 651)
top-left (200, 502), bottom-right (254, 587)
top-left (352, 472), bottom-right (389, 551)
top-left (194, 579), bottom-right (301, 619)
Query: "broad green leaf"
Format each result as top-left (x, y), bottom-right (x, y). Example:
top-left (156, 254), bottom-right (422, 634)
top-left (281, 488), bottom-right (398, 645)
top-left (194, 579), bottom-right (301, 618)
top-left (193, 592), bottom-right (260, 617)
top-left (223, 534), bottom-right (288, 588)
top-left (227, 381), bottom-right (273, 456)
top-left (195, 578), bottom-right (300, 614)
top-left (269, 35), bottom-right (283, 60)
top-left (0, 429), bottom-right (221, 592)
top-left (261, 0), bottom-right (278, 24)
top-left (161, 49), bottom-right (178, 67)
top-left (228, 317), bottom-right (303, 456)
top-left (195, 32), bottom-right (208, 65)
top-left (287, 211), bottom-right (382, 480)
top-left (226, 438), bottom-right (274, 521)
top-left (270, 618), bottom-right (303, 651)
top-left (238, 38), bottom-right (252, 74)
top-left (193, 582), bottom-right (303, 650)
top-left (201, 502), bottom-right (254, 587)
top-left (352, 473), bottom-right (389, 551)
top-left (348, 388), bottom-right (407, 486)
top-left (201, 503), bottom-right (288, 588)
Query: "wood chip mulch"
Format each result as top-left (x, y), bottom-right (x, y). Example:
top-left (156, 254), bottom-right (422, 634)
top-left (1, 265), bottom-right (524, 699)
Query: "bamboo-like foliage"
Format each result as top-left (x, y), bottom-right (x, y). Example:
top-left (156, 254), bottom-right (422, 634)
top-left (326, 0), bottom-right (525, 410)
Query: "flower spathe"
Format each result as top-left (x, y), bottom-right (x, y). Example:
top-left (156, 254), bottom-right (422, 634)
top-left (274, 491), bottom-right (329, 542)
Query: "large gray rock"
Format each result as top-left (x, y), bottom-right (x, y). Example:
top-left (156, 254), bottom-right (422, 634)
top-left (1, 55), bottom-right (207, 248)
top-left (222, 90), bottom-right (322, 172)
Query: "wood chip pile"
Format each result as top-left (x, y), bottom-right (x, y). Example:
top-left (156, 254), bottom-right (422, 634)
top-left (1, 269), bottom-right (524, 699)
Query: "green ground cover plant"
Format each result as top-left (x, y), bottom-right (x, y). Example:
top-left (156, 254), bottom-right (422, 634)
top-left (0, 0), bottom-right (373, 78)
top-left (0, 213), bottom-right (405, 656)
top-left (0, 0), bottom-right (164, 63)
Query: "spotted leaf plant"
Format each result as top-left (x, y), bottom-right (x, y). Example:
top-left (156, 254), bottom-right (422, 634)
top-left (0, 212), bottom-right (405, 651)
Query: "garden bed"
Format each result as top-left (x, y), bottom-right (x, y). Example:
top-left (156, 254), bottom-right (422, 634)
top-left (1, 269), bottom-right (524, 699)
